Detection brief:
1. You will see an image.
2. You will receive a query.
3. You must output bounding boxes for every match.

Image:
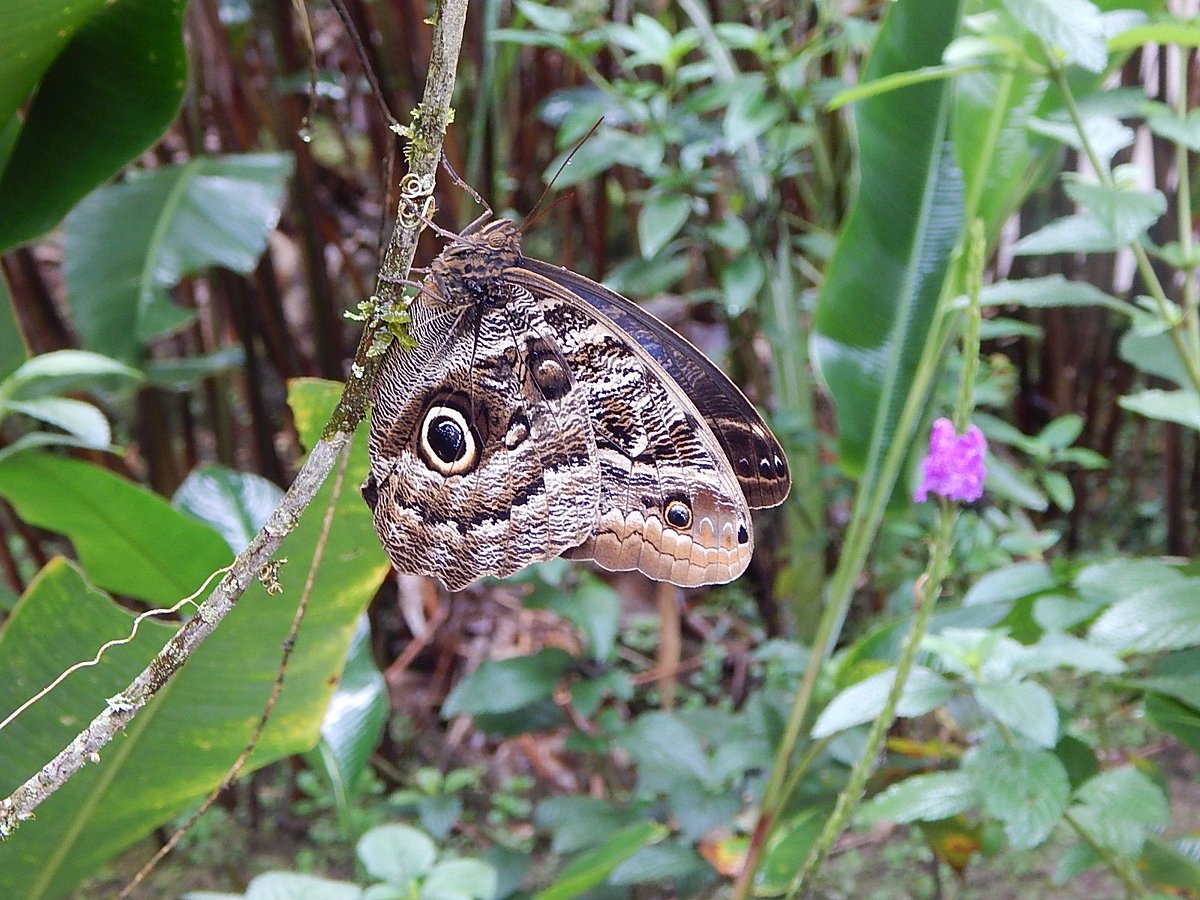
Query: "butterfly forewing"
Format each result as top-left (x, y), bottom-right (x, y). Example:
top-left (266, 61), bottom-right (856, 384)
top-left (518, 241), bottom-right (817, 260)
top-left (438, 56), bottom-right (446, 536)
top-left (364, 245), bottom-right (600, 591)
top-left (516, 271), bottom-right (755, 586)
top-left (520, 257), bottom-right (791, 508)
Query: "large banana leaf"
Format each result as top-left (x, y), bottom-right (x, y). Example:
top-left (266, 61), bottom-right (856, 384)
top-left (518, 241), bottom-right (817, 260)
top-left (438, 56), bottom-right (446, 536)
top-left (0, 0), bottom-right (188, 249)
top-left (0, 379), bottom-right (388, 899)
top-left (811, 0), bottom-right (965, 475)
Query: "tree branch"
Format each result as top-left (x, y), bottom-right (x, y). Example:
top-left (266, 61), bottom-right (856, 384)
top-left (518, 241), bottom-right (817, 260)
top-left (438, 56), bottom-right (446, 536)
top-left (0, 0), bottom-right (470, 838)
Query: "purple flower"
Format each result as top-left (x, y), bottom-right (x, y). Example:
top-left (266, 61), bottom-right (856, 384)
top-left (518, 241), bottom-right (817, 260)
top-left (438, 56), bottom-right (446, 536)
top-left (914, 418), bottom-right (987, 503)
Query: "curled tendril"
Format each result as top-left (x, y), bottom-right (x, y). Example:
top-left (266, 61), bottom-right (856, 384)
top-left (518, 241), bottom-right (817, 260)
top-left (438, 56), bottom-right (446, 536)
top-left (398, 173), bottom-right (438, 229)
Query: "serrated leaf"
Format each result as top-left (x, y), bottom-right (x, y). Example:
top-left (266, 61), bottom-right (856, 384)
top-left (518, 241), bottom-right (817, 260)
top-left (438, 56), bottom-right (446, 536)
top-left (975, 680), bottom-right (1059, 747)
top-left (857, 771), bottom-right (976, 824)
top-left (1118, 389), bottom-right (1200, 431)
top-left (1001, 0), bottom-right (1107, 72)
top-left (1144, 102), bottom-right (1200, 151)
top-left (533, 822), bottom-right (667, 900)
top-left (964, 736), bottom-right (1069, 849)
top-left (1074, 558), bottom-right (1183, 606)
top-left (1088, 578), bottom-right (1200, 653)
top-left (963, 561), bottom-right (1057, 606)
top-left (1064, 181), bottom-right (1166, 245)
top-left (811, 666), bottom-right (954, 738)
top-left (1069, 767), bottom-right (1168, 858)
top-left (1119, 330), bottom-right (1191, 386)
top-left (442, 648), bottom-right (575, 717)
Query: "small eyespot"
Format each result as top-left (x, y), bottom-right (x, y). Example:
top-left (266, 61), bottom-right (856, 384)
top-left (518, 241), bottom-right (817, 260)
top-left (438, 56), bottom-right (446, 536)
top-left (773, 455), bottom-right (787, 477)
top-left (758, 457), bottom-right (774, 478)
top-left (664, 499), bottom-right (692, 530)
top-left (737, 524), bottom-right (749, 545)
top-left (735, 456), bottom-right (753, 476)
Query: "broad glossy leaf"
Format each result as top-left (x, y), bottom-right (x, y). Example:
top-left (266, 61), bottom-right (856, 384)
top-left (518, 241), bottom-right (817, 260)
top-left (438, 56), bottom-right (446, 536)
top-left (812, 0), bottom-right (964, 473)
top-left (638, 191), bottom-right (690, 258)
top-left (1001, 0), bottom-right (1107, 72)
top-left (1, 349), bottom-right (142, 400)
top-left (173, 464), bottom-right (284, 553)
top-left (357, 824), bottom-right (436, 888)
top-left (963, 561), bottom-right (1056, 606)
top-left (0, 452), bottom-right (231, 605)
top-left (5, 398), bottom-right (110, 447)
top-left (63, 153), bottom-right (292, 362)
top-left (421, 858), bottom-right (498, 900)
top-left (0, 379), bottom-right (388, 899)
top-left (975, 680), bottom-right (1059, 747)
top-left (0, 273), bottom-right (24, 381)
top-left (0, 0), bottom-right (188, 249)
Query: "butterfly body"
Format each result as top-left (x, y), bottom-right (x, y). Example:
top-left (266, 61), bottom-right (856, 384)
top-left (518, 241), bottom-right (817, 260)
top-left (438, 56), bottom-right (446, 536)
top-left (363, 219), bottom-right (789, 591)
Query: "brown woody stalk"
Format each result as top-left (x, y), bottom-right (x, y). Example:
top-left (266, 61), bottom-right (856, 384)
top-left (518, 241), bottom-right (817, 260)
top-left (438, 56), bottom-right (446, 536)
top-left (0, 0), bottom-right (469, 837)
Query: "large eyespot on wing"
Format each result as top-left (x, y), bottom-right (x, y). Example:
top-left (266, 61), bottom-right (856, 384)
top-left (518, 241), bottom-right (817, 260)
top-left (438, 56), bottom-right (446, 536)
top-left (518, 272), bottom-right (755, 587)
top-left (519, 257), bottom-right (790, 509)
top-left (364, 293), bottom-right (600, 591)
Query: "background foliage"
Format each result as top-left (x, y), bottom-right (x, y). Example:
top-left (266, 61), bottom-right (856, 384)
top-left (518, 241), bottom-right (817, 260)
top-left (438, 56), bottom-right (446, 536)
top-left (1, 0), bottom-right (1199, 897)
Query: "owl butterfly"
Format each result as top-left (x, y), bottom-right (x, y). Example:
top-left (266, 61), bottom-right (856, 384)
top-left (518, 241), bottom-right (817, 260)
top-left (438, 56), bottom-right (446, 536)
top-left (362, 217), bottom-right (790, 591)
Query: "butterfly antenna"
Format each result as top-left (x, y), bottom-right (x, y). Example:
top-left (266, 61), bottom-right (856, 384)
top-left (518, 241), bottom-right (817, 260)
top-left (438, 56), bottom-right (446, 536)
top-left (523, 117), bottom-right (604, 231)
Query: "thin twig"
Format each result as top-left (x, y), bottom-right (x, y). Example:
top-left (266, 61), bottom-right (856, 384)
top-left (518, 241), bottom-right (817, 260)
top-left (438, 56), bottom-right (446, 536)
top-left (0, 0), bottom-right (471, 839)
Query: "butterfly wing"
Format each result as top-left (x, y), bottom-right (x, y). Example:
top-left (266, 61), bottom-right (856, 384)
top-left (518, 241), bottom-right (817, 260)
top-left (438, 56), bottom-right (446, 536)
top-left (512, 268), bottom-right (757, 587)
top-left (520, 257), bottom-right (791, 509)
top-left (364, 289), bottom-right (600, 591)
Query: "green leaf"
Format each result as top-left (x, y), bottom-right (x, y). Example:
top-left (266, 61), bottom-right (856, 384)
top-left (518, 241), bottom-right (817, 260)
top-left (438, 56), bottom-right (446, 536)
top-left (63, 153), bottom-right (293, 362)
top-left (143, 347), bottom-right (246, 390)
top-left (1069, 767), bottom-right (1168, 858)
top-left (1001, 0), bottom-right (1107, 72)
top-left (514, 0), bottom-right (575, 33)
top-left (0, 452), bottom-right (230, 605)
top-left (637, 192), bottom-right (690, 258)
top-left (172, 464), bottom-right (284, 553)
top-left (528, 577), bottom-right (620, 660)
top-left (720, 251), bottom-right (766, 316)
top-left (1118, 389), bottom-right (1200, 431)
top-left (857, 771), bottom-right (976, 824)
top-left (811, 666), bottom-right (954, 738)
top-left (1088, 578), bottom-right (1200, 653)
top-left (812, 0), bottom-right (964, 474)
top-left (0, 379), bottom-right (389, 899)
top-left (963, 561), bottom-right (1056, 606)
top-left (977, 275), bottom-right (1129, 315)
top-left (0, 274), bottom-right (26, 381)
top-left (1, 349), bottom-right (142, 400)
top-left (975, 680), bottom-right (1059, 747)
top-left (0, 0), bottom-right (189, 249)
top-left (241, 872), bottom-right (363, 900)
top-left (356, 824), bottom-right (436, 888)
top-left (1074, 557), bottom-right (1183, 606)
top-left (609, 842), bottom-right (705, 885)
top-left (617, 711), bottom-right (711, 787)
top-left (1064, 181), bottom-right (1167, 245)
top-left (1119, 330), bottom-right (1192, 387)
top-left (1144, 102), bottom-right (1200, 151)
top-left (963, 735), bottom-right (1069, 849)
top-left (421, 858), bottom-right (498, 900)
top-left (536, 796), bottom-right (638, 854)
top-left (1012, 212), bottom-right (1121, 255)
top-left (533, 822), bottom-right (667, 900)
top-left (315, 616), bottom-right (388, 810)
top-left (442, 648), bottom-right (575, 717)
top-left (5, 397), bottom-right (110, 447)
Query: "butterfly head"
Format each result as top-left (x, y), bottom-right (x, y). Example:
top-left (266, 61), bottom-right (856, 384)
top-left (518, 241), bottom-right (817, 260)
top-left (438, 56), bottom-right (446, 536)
top-left (426, 219), bottom-right (524, 309)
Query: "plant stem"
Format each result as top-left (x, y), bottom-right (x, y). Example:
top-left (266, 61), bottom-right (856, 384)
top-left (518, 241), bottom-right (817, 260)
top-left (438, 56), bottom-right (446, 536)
top-left (0, 0), bottom-right (470, 838)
